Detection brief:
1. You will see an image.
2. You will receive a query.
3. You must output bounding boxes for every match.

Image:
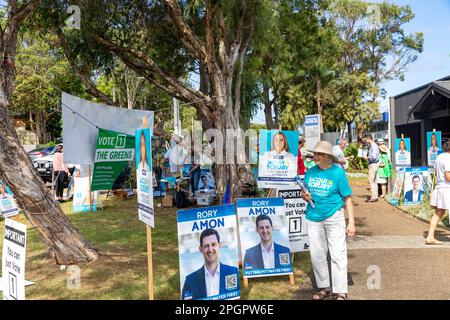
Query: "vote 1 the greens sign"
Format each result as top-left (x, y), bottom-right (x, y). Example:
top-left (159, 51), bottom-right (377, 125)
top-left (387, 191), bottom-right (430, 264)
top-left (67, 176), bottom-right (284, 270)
top-left (91, 128), bottom-right (135, 191)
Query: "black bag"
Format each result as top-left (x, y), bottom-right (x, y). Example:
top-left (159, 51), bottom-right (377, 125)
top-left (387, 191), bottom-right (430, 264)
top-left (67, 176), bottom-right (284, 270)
top-left (175, 190), bottom-right (190, 208)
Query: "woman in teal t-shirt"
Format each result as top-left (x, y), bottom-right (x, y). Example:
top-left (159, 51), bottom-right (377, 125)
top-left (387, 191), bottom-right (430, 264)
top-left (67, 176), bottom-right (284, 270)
top-left (302, 141), bottom-right (355, 300)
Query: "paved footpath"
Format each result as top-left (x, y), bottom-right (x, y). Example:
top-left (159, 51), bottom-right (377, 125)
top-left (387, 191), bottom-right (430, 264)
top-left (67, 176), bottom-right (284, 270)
top-left (296, 179), bottom-right (450, 300)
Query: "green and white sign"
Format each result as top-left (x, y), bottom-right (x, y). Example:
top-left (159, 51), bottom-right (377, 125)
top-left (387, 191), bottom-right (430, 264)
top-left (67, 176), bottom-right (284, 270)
top-left (91, 128), bottom-right (135, 191)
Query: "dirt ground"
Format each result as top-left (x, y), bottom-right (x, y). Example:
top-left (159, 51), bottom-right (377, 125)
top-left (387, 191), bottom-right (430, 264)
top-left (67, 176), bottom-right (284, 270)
top-left (295, 179), bottom-right (450, 300)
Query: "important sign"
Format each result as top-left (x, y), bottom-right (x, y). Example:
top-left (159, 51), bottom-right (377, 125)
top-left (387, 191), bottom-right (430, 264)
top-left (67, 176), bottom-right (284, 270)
top-left (91, 128), bottom-right (135, 191)
top-left (2, 219), bottom-right (27, 300)
top-left (277, 188), bottom-right (309, 252)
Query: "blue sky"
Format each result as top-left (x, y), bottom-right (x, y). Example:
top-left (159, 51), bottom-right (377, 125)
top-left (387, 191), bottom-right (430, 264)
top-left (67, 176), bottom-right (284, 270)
top-left (252, 0), bottom-right (450, 123)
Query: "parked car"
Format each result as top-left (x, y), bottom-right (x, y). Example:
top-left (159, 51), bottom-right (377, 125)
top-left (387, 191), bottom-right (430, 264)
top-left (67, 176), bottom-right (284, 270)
top-left (32, 144), bottom-right (74, 185)
top-left (28, 145), bottom-right (56, 161)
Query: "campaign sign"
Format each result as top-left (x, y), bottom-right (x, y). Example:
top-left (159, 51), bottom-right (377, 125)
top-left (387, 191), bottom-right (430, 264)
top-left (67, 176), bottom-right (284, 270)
top-left (304, 114), bottom-right (321, 153)
top-left (389, 168), bottom-right (405, 207)
top-left (257, 130), bottom-right (298, 189)
top-left (236, 198), bottom-right (293, 278)
top-left (177, 204), bottom-right (240, 300)
top-left (277, 188), bottom-right (309, 252)
top-left (91, 128), bottom-right (135, 191)
top-left (403, 167), bottom-right (429, 206)
top-left (136, 128), bottom-right (154, 228)
top-left (196, 168), bottom-right (216, 193)
top-left (427, 131), bottom-right (442, 168)
top-left (395, 138), bottom-right (411, 168)
top-left (72, 165), bottom-right (97, 213)
top-left (2, 219), bottom-right (27, 300)
top-left (0, 197), bottom-right (19, 218)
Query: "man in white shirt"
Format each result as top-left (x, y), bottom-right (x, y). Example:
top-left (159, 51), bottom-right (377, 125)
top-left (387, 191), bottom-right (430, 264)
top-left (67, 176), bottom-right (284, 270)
top-left (332, 139), bottom-right (353, 170)
top-left (243, 215), bottom-right (291, 270)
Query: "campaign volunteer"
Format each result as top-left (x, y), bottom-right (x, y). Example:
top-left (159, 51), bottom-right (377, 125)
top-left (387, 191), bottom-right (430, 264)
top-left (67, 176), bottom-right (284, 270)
top-left (302, 141), bottom-right (355, 300)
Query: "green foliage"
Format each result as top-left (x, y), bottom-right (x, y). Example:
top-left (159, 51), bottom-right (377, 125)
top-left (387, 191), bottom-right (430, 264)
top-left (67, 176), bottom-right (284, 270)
top-left (344, 143), bottom-right (368, 170)
top-left (13, 33), bottom-right (85, 143)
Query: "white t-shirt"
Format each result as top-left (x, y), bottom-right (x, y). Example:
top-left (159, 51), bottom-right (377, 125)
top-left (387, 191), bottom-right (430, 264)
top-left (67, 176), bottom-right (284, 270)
top-left (436, 152), bottom-right (450, 189)
top-left (332, 145), bottom-right (345, 169)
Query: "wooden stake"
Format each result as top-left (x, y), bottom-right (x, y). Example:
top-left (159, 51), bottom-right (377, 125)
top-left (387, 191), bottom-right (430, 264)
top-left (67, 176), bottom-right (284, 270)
top-left (243, 277), bottom-right (249, 288)
top-left (289, 274), bottom-right (295, 285)
top-left (142, 116), bottom-right (154, 300)
top-left (87, 164), bottom-right (92, 212)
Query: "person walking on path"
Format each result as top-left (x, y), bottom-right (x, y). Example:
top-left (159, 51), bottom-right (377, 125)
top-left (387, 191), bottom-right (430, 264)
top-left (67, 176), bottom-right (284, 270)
top-left (52, 145), bottom-right (69, 203)
top-left (302, 141), bottom-right (356, 300)
top-left (364, 134), bottom-right (380, 202)
top-left (425, 140), bottom-right (450, 245)
top-left (376, 145), bottom-right (392, 198)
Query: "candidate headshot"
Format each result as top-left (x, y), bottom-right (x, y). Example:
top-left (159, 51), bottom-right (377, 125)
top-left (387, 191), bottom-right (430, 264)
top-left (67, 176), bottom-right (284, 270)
top-left (428, 133), bottom-right (440, 152)
top-left (198, 175), bottom-right (214, 191)
top-left (263, 132), bottom-right (294, 159)
top-left (243, 214), bottom-right (291, 270)
top-left (404, 175), bottom-right (424, 203)
top-left (181, 228), bottom-right (239, 300)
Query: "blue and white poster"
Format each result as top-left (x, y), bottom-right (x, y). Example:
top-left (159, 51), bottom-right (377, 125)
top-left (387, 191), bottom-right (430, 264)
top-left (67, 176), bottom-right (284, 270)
top-left (403, 167), bottom-right (429, 206)
top-left (304, 114), bottom-right (321, 153)
top-left (427, 131), bottom-right (442, 168)
top-left (257, 130), bottom-right (298, 189)
top-left (0, 197), bottom-right (19, 218)
top-left (395, 138), bottom-right (411, 167)
top-left (135, 128), bottom-right (154, 228)
top-left (72, 165), bottom-right (98, 213)
top-left (177, 204), bottom-right (240, 300)
top-left (236, 198), bottom-right (293, 278)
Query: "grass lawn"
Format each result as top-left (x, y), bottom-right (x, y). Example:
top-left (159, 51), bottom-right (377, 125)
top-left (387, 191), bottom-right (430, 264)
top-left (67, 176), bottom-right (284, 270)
top-left (0, 195), bottom-right (312, 300)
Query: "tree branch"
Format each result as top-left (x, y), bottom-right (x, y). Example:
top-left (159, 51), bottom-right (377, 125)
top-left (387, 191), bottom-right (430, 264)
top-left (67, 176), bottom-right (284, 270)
top-left (163, 0), bottom-right (206, 61)
top-left (55, 30), bottom-right (118, 106)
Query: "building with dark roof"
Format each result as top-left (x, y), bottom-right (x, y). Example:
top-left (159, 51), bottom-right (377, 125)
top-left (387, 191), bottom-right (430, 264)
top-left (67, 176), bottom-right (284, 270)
top-left (389, 75), bottom-right (450, 166)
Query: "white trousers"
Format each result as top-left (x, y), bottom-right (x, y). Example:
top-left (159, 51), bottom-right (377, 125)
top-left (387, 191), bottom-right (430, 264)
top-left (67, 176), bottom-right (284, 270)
top-left (306, 209), bottom-right (348, 294)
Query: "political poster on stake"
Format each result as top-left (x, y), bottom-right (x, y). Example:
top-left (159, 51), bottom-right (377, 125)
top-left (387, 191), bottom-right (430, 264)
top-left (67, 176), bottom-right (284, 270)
top-left (177, 204), bottom-right (240, 300)
top-left (236, 198), bottom-right (293, 283)
top-left (403, 167), bottom-right (430, 206)
top-left (2, 218), bottom-right (27, 300)
top-left (135, 128), bottom-right (154, 227)
top-left (277, 188), bottom-right (309, 252)
top-left (427, 131), bottom-right (442, 169)
top-left (257, 130), bottom-right (298, 189)
top-left (395, 137), bottom-right (411, 168)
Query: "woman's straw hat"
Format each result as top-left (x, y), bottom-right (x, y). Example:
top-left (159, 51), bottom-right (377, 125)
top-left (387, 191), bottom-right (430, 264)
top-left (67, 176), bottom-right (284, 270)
top-left (379, 145), bottom-right (388, 153)
top-left (307, 141), bottom-right (338, 163)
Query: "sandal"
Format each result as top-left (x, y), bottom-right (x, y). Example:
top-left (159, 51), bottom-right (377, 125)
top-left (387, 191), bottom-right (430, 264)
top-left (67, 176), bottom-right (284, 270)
top-left (336, 294), bottom-right (347, 300)
top-left (312, 288), bottom-right (332, 300)
top-left (425, 239), bottom-right (443, 245)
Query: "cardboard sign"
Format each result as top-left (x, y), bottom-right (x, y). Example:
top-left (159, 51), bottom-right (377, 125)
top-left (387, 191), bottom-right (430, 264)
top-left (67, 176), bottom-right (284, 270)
top-left (2, 219), bottom-right (27, 300)
top-left (403, 167), bottom-right (429, 206)
top-left (277, 188), bottom-right (309, 252)
top-left (236, 198), bottom-right (293, 278)
top-left (0, 197), bottom-right (19, 218)
top-left (257, 130), bottom-right (299, 189)
top-left (135, 128), bottom-right (154, 228)
top-left (177, 204), bottom-right (240, 300)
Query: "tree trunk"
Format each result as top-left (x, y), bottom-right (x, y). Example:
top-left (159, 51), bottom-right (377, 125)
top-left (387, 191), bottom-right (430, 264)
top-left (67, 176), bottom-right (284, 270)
top-left (0, 0), bottom-right (99, 264)
top-left (317, 78), bottom-right (324, 133)
top-left (263, 82), bottom-right (276, 129)
top-left (0, 97), bottom-right (99, 264)
top-left (357, 123), bottom-right (364, 144)
top-left (347, 121), bottom-right (353, 143)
